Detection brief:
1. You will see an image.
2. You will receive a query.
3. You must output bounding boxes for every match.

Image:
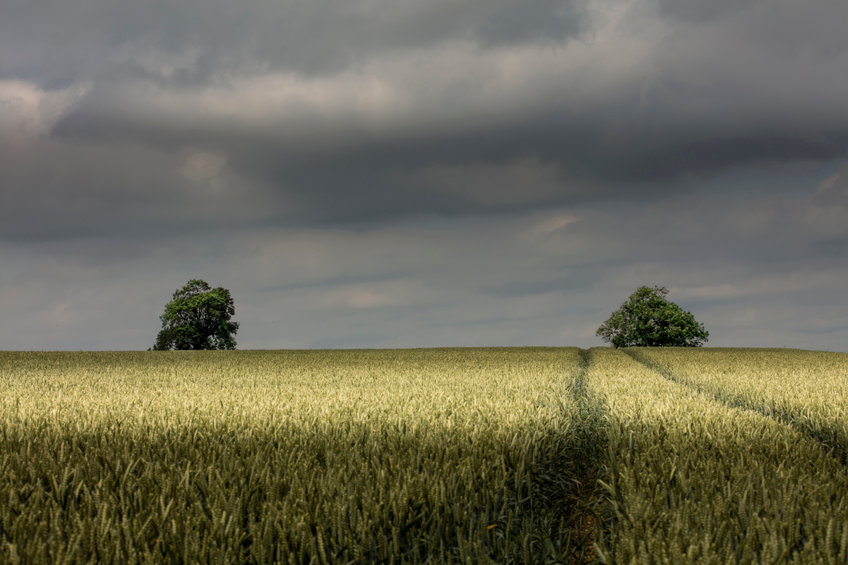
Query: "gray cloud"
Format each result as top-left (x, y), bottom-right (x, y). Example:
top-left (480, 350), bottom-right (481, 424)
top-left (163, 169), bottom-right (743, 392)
top-left (4, 187), bottom-right (846, 350)
top-left (1, 0), bottom-right (590, 88)
top-left (1, 0), bottom-right (847, 351)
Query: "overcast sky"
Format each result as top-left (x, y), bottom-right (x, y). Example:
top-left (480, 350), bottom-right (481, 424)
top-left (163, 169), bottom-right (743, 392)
top-left (2, 0), bottom-right (847, 351)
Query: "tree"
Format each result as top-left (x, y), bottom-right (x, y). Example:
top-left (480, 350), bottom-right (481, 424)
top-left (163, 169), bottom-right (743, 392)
top-left (154, 279), bottom-right (239, 350)
top-left (596, 285), bottom-right (708, 348)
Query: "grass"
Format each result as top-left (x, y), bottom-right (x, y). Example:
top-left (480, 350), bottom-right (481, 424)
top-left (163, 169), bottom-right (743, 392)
top-left (1, 347), bottom-right (847, 563)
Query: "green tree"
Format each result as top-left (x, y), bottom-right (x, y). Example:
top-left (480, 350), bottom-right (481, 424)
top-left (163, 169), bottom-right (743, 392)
top-left (154, 279), bottom-right (239, 350)
top-left (597, 285), bottom-right (708, 348)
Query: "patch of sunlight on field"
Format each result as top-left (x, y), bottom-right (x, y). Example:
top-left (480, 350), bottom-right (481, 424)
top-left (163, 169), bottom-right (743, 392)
top-left (0, 348), bottom-right (594, 563)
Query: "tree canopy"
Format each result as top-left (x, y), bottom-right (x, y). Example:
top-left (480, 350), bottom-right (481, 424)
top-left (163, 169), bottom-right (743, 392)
top-left (154, 279), bottom-right (239, 350)
top-left (596, 285), bottom-right (708, 348)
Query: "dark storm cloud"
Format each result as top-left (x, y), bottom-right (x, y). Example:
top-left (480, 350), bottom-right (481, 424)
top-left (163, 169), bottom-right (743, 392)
top-left (2, 0), bottom-right (848, 351)
top-left (1, 0), bottom-right (589, 87)
top-left (654, 0), bottom-right (756, 23)
top-left (49, 90), bottom-right (848, 233)
top-left (0, 135), bottom-right (280, 242)
top-left (38, 0), bottom-right (847, 230)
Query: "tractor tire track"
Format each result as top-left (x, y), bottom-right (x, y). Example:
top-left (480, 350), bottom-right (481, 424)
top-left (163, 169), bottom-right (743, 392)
top-left (622, 348), bottom-right (848, 466)
top-left (558, 348), bottom-right (612, 563)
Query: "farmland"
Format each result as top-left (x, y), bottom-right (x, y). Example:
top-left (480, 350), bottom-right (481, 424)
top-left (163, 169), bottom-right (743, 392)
top-left (0, 348), bottom-right (596, 563)
top-left (588, 348), bottom-right (848, 563)
top-left (1, 348), bottom-right (847, 563)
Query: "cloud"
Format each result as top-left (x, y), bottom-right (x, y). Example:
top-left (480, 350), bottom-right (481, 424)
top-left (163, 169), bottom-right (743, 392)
top-left (800, 160), bottom-right (848, 242)
top-left (2, 181), bottom-right (848, 350)
top-left (180, 150), bottom-right (229, 192)
top-left (408, 158), bottom-right (575, 208)
top-left (815, 161), bottom-right (848, 196)
top-left (2, 0), bottom-right (848, 352)
top-left (0, 80), bottom-right (89, 140)
top-left (530, 212), bottom-right (581, 236)
top-left (674, 267), bottom-right (848, 301)
top-left (35, 0), bottom-right (846, 234)
top-left (318, 278), bottom-right (437, 310)
top-left (0, 0), bottom-right (591, 88)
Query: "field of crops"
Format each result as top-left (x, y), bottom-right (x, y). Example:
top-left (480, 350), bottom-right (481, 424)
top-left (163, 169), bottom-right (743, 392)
top-left (589, 348), bottom-right (848, 563)
top-left (1, 347), bottom-right (847, 563)
top-left (0, 348), bottom-right (599, 563)
top-left (629, 347), bottom-right (848, 463)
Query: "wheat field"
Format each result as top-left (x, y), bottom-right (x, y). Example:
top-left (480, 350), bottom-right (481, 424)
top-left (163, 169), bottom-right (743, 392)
top-left (1, 347), bottom-right (847, 563)
top-left (0, 348), bottom-right (598, 563)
